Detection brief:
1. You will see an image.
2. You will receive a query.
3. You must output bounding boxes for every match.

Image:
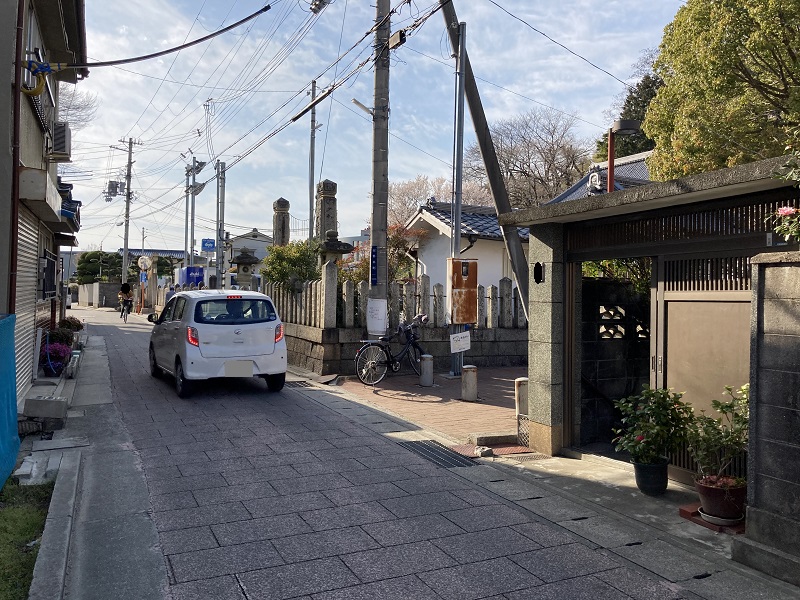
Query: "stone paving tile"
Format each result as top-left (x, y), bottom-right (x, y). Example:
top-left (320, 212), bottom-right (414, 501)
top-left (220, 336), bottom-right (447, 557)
top-left (133, 434), bottom-right (193, 449)
top-left (328, 436), bottom-right (385, 449)
top-left (504, 575), bottom-right (631, 600)
top-left (244, 491), bottom-right (335, 518)
top-left (154, 501), bottom-right (251, 532)
top-left (404, 462), bottom-right (452, 476)
top-left (362, 513), bottom-right (466, 546)
top-left (222, 465), bottom-right (301, 486)
top-left (392, 475), bottom-right (474, 495)
top-left (238, 557), bottom-right (359, 600)
top-left (269, 473), bottom-right (354, 496)
top-left (140, 452), bottom-right (211, 469)
top-left (191, 429), bottom-right (258, 443)
top-left (450, 488), bottom-right (502, 507)
top-left (322, 482), bottom-right (408, 506)
top-left (150, 491), bottom-right (199, 512)
top-left (267, 439), bottom-right (337, 455)
top-left (272, 526), bottom-right (380, 562)
top-left (341, 540), bottom-right (457, 583)
top-left (561, 515), bottom-right (648, 548)
top-left (442, 503), bottom-right (531, 532)
top-left (300, 500), bottom-right (397, 532)
top-left (431, 526), bottom-right (542, 563)
top-left (611, 539), bottom-right (722, 583)
top-left (178, 458), bottom-right (254, 476)
top-left (212, 514), bottom-right (313, 546)
top-left (287, 429), bottom-right (353, 443)
top-left (509, 542), bottom-right (621, 583)
top-left (136, 445), bottom-right (171, 458)
top-left (517, 496), bottom-right (599, 522)
top-left (681, 568), bottom-right (799, 600)
top-left (481, 478), bottom-right (553, 501)
top-left (166, 439), bottom-right (236, 455)
top-left (356, 454), bottom-right (429, 469)
top-left (159, 526), bottom-right (218, 555)
top-left (147, 473), bottom-right (229, 496)
top-left (169, 540), bottom-right (283, 583)
top-left (339, 466), bottom-right (418, 485)
top-left (594, 567), bottom-right (688, 600)
top-left (291, 458), bottom-right (368, 477)
top-left (145, 465), bottom-right (182, 480)
top-left (170, 575), bottom-right (247, 600)
top-left (247, 451), bottom-right (318, 467)
top-left (510, 521), bottom-right (580, 547)
top-left (310, 574), bottom-right (440, 600)
top-left (192, 481), bottom-right (279, 506)
top-left (309, 446), bottom-right (382, 461)
top-left (379, 491), bottom-right (473, 519)
top-left (417, 556), bottom-right (543, 600)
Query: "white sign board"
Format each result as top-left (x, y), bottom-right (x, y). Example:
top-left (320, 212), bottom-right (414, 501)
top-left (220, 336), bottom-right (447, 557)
top-left (366, 298), bottom-right (388, 335)
top-left (450, 331), bottom-right (471, 353)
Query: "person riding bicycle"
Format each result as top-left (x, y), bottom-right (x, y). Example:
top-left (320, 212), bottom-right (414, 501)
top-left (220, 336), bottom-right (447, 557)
top-left (118, 283), bottom-right (133, 319)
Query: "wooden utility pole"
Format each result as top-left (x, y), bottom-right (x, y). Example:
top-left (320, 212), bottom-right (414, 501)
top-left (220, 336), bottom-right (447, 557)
top-left (122, 137), bottom-right (134, 282)
top-left (309, 80), bottom-right (317, 241)
top-left (439, 0), bottom-right (529, 319)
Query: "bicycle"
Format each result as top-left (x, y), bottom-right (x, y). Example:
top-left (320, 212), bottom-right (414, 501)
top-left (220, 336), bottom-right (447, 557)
top-left (355, 314), bottom-right (429, 385)
top-left (119, 298), bottom-right (132, 323)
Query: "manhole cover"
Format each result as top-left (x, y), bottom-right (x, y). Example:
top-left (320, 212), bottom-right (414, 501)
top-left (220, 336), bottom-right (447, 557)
top-left (285, 381), bottom-right (313, 388)
top-left (397, 440), bottom-right (476, 468)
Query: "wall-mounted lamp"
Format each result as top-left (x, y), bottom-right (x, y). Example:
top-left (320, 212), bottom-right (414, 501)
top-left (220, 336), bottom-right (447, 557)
top-left (607, 119), bottom-right (640, 193)
top-left (460, 233), bottom-right (478, 254)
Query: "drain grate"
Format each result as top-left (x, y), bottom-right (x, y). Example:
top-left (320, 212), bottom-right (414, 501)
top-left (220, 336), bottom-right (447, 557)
top-left (508, 453), bottom-right (552, 462)
top-left (397, 440), bottom-right (476, 468)
top-left (285, 381), bottom-right (314, 388)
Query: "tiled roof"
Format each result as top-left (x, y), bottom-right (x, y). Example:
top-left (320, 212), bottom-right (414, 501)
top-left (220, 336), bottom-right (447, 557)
top-left (419, 201), bottom-right (529, 241)
top-left (115, 248), bottom-right (186, 259)
top-left (548, 151), bottom-right (652, 204)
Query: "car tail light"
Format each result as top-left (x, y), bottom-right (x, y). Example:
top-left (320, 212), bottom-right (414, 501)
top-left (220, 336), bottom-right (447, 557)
top-left (275, 324), bottom-right (284, 343)
top-left (187, 326), bottom-right (200, 347)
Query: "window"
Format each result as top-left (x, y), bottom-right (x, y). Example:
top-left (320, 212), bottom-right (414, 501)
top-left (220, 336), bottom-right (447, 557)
top-left (194, 299), bottom-right (277, 325)
top-left (172, 297), bottom-right (187, 321)
top-left (41, 250), bottom-right (57, 300)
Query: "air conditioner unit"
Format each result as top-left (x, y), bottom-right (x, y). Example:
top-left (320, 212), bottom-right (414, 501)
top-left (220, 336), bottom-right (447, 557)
top-left (50, 122), bottom-right (72, 162)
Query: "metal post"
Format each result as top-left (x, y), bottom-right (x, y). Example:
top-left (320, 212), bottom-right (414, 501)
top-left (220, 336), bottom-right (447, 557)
top-left (184, 166), bottom-right (190, 269)
top-left (122, 137), bottom-right (133, 283)
top-left (216, 161), bottom-right (226, 287)
top-left (369, 0), bottom-right (390, 307)
top-left (309, 80), bottom-right (317, 241)
top-left (190, 157), bottom-right (197, 267)
top-left (607, 127), bottom-right (615, 193)
top-left (450, 22), bottom-right (467, 377)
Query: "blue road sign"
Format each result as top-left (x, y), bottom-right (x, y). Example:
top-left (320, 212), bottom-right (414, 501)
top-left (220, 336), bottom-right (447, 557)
top-left (201, 238), bottom-right (215, 251)
top-left (370, 246), bottom-right (378, 286)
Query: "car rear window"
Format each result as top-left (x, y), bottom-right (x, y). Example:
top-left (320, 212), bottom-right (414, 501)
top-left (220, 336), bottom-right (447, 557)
top-left (194, 298), bottom-right (278, 325)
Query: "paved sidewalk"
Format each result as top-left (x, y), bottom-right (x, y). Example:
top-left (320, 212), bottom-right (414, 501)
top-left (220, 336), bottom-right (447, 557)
top-left (21, 306), bottom-right (799, 600)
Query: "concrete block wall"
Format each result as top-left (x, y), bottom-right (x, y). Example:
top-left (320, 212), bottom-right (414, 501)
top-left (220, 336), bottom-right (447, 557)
top-left (732, 252), bottom-right (800, 586)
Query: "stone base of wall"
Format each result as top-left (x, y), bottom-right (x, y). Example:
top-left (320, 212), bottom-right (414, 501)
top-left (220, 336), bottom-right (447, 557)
top-left (732, 507), bottom-right (800, 586)
top-left (284, 325), bottom-right (528, 376)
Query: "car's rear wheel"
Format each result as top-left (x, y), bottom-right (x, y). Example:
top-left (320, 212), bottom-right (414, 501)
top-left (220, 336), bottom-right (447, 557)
top-left (174, 359), bottom-right (192, 398)
top-left (149, 345), bottom-right (161, 377)
top-left (266, 372), bottom-right (285, 392)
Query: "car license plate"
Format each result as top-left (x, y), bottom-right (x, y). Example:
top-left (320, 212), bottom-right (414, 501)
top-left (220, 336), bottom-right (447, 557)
top-left (224, 360), bottom-right (253, 377)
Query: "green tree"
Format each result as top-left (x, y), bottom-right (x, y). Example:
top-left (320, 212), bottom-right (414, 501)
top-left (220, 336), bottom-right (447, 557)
top-left (260, 240), bottom-right (321, 285)
top-left (75, 251), bottom-right (120, 284)
top-left (644, 1), bottom-right (800, 180)
top-left (595, 74), bottom-right (662, 161)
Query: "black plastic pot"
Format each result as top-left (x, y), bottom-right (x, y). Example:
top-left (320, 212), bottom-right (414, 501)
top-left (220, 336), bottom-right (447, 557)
top-left (632, 458), bottom-right (669, 496)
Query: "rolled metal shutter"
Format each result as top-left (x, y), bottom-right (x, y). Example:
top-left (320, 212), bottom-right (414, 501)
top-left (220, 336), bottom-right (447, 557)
top-left (15, 207), bottom-right (40, 402)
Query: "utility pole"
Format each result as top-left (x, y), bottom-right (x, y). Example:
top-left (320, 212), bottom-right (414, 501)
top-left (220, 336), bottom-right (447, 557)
top-left (184, 167), bottom-right (190, 268)
top-left (190, 156), bottom-right (197, 267)
top-left (439, 0), bottom-right (529, 320)
top-left (122, 137), bottom-right (134, 282)
top-left (185, 158), bottom-right (206, 268)
top-left (309, 80), bottom-right (317, 241)
top-left (451, 22), bottom-right (467, 376)
top-left (141, 227), bottom-right (146, 253)
top-left (216, 161), bottom-right (226, 287)
top-left (368, 0), bottom-right (390, 326)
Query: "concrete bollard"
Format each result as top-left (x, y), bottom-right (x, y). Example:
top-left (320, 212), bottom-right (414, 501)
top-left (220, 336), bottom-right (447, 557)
top-left (462, 365), bottom-right (478, 402)
top-left (514, 377), bottom-right (529, 416)
top-left (420, 354), bottom-right (434, 387)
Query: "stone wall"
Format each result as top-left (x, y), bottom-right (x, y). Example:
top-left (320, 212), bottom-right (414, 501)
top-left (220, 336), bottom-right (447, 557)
top-left (732, 252), bottom-right (800, 586)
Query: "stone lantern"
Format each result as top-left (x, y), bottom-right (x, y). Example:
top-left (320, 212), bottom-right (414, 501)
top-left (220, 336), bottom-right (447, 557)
top-left (230, 247), bottom-right (260, 290)
top-left (319, 230), bottom-right (354, 268)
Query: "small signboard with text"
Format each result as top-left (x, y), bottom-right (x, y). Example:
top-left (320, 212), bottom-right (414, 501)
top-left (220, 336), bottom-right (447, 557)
top-left (201, 238), bottom-right (215, 252)
top-left (449, 330), bottom-right (470, 353)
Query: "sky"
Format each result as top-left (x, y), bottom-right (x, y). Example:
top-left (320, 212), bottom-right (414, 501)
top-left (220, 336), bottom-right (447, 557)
top-left (63, 0), bottom-right (686, 254)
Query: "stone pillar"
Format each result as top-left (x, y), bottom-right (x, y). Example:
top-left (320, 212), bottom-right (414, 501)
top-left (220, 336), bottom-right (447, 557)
top-left (315, 179), bottom-right (337, 241)
top-left (420, 355), bottom-right (434, 387)
top-left (419, 274), bottom-right (431, 319)
top-left (731, 252), bottom-right (800, 586)
top-left (462, 365), bottom-right (478, 402)
top-left (321, 261), bottom-right (338, 329)
top-left (526, 223), bottom-right (564, 456)
top-left (273, 198), bottom-right (290, 246)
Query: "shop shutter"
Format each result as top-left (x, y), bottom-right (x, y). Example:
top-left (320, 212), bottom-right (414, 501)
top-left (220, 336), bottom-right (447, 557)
top-left (15, 207), bottom-right (40, 402)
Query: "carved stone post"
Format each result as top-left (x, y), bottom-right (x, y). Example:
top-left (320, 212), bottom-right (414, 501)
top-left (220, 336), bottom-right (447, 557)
top-left (273, 198), bottom-right (290, 246)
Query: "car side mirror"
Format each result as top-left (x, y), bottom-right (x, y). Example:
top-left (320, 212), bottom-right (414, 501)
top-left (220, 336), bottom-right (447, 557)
top-left (147, 313), bottom-right (157, 323)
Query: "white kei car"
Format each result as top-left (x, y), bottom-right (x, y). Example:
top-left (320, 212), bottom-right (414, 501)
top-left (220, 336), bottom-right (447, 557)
top-left (147, 290), bottom-right (287, 397)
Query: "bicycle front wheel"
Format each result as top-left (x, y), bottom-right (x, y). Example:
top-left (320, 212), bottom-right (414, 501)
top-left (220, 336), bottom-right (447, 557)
top-left (407, 344), bottom-right (422, 375)
top-left (355, 343), bottom-right (388, 385)
top-left (123, 305), bottom-right (128, 323)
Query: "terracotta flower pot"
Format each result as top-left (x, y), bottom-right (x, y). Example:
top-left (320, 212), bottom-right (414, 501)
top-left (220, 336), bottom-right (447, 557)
top-left (695, 477), bottom-right (746, 521)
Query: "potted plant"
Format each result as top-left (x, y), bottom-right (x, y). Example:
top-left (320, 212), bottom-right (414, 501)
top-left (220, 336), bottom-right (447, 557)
top-left (686, 384), bottom-right (749, 523)
top-left (613, 386), bottom-right (693, 496)
top-left (39, 341), bottom-right (73, 377)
